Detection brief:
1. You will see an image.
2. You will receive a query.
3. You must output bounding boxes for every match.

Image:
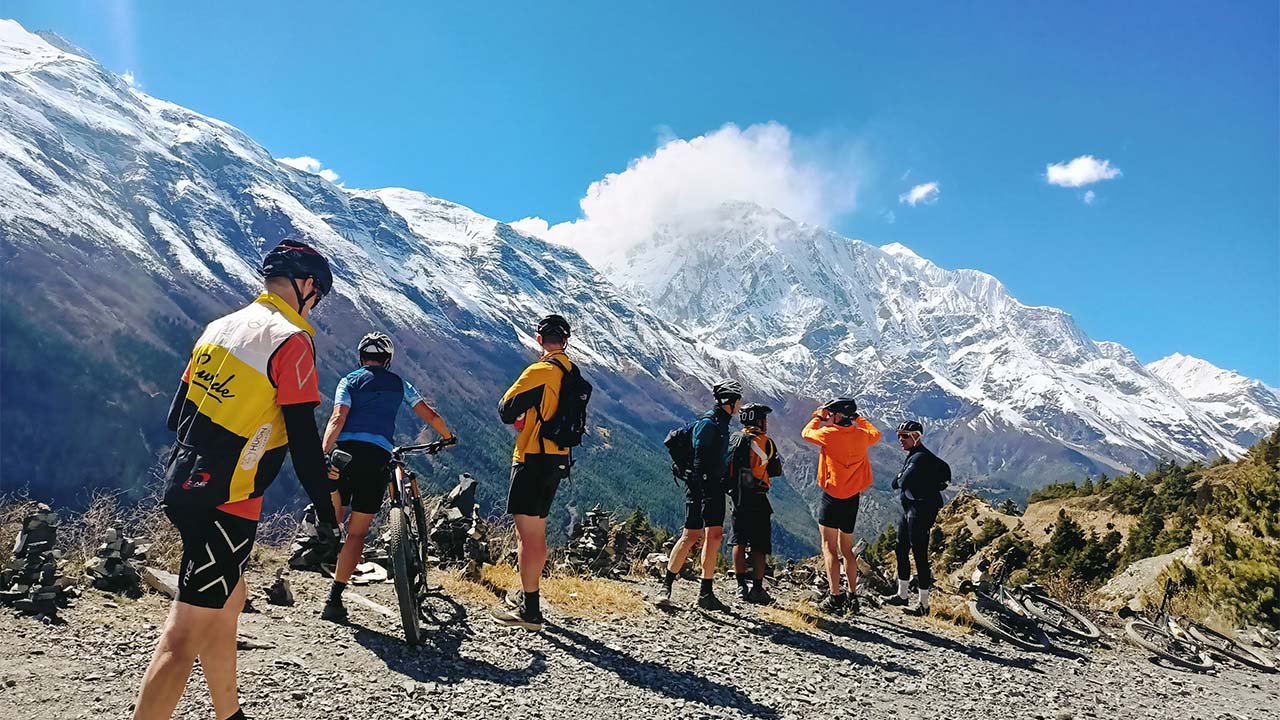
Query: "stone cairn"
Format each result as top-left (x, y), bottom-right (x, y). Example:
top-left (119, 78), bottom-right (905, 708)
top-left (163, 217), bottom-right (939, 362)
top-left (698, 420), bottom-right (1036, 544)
top-left (288, 504), bottom-right (332, 571)
top-left (1, 504), bottom-right (76, 617)
top-left (428, 473), bottom-right (490, 581)
top-left (562, 506), bottom-right (660, 579)
top-left (83, 527), bottom-right (150, 595)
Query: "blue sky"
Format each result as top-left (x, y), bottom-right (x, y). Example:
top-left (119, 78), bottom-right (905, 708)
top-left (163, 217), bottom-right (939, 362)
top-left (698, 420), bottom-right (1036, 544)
top-left (8, 1), bottom-right (1279, 384)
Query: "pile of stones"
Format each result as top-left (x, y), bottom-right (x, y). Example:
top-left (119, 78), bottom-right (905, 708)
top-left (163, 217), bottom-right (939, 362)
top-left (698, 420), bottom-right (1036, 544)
top-left (83, 527), bottom-right (150, 595)
top-left (428, 473), bottom-right (490, 580)
top-left (0, 504), bottom-right (76, 617)
top-left (561, 506), bottom-right (660, 579)
top-left (288, 504), bottom-right (333, 571)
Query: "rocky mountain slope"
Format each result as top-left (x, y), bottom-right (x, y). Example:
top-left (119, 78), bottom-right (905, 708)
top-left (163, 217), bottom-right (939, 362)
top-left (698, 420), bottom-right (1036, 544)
top-left (595, 203), bottom-right (1279, 487)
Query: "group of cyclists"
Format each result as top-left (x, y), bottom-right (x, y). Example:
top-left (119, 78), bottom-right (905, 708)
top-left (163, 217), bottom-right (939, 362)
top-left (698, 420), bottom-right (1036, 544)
top-left (131, 240), bottom-right (953, 720)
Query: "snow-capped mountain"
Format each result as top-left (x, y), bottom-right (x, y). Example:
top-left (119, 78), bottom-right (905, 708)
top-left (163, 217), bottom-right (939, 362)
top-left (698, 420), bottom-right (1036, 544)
top-left (0, 20), bottom-right (828, 548)
top-left (1148, 353), bottom-right (1280, 448)
top-left (597, 202), bottom-right (1279, 484)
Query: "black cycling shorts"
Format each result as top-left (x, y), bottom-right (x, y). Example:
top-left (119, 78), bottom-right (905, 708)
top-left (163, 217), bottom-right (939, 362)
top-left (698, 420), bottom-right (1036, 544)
top-left (729, 510), bottom-right (772, 555)
top-left (164, 504), bottom-right (257, 609)
top-left (818, 492), bottom-right (861, 535)
top-left (336, 440), bottom-right (392, 515)
top-left (684, 478), bottom-right (726, 530)
top-left (507, 454), bottom-right (568, 518)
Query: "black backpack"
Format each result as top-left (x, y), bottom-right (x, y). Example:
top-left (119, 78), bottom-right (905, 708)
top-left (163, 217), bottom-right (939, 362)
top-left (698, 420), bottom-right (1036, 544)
top-left (538, 358), bottom-right (592, 450)
top-left (663, 420), bottom-right (699, 483)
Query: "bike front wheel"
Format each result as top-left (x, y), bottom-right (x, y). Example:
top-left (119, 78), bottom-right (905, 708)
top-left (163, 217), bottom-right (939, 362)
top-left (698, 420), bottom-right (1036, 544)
top-left (1124, 619), bottom-right (1214, 672)
top-left (1186, 621), bottom-right (1277, 673)
top-left (1021, 593), bottom-right (1101, 641)
top-left (388, 507), bottom-right (422, 645)
top-left (968, 596), bottom-right (1053, 652)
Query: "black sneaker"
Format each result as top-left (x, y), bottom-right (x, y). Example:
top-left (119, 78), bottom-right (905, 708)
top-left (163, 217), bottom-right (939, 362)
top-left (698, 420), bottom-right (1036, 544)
top-left (736, 584), bottom-right (750, 601)
top-left (654, 585), bottom-right (676, 609)
top-left (905, 603), bottom-right (930, 617)
top-left (883, 594), bottom-right (910, 607)
top-left (320, 600), bottom-right (348, 623)
top-left (746, 587), bottom-right (773, 605)
top-left (490, 602), bottom-right (544, 632)
top-left (817, 593), bottom-right (846, 614)
top-left (845, 594), bottom-right (861, 616)
top-left (697, 592), bottom-right (729, 612)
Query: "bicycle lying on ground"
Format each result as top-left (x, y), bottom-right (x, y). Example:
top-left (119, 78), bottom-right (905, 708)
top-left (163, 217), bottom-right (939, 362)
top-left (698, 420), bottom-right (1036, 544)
top-left (1121, 580), bottom-right (1276, 673)
top-left (385, 437), bottom-right (457, 644)
top-left (958, 559), bottom-right (1053, 651)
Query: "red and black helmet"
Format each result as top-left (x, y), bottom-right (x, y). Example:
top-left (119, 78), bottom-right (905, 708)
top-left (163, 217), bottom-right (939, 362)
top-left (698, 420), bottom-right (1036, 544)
top-left (261, 240), bottom-right (333, 299)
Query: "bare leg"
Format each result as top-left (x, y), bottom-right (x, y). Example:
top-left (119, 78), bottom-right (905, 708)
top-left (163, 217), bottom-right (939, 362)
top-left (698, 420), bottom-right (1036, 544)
top-left (666, 529), bottom-right (702, 575)
top-left (330, 491), bottom-right (346, 529)
top-left (838, 531), bottom-right (858, 595)
top-left (699, 526), bottom-right (723, 580)
top-left (200, 578), bottom-right (246, 719)
top-left (513, 514), bottom-right (547, 592)
top-left (133, 600), bottom-right (224, 719)
top-left (752, 551), bottom-right (767, 582)
top-left (820, 525), bottom-right (842, 594)
top-left (334, 511), bottom-right (374, 584)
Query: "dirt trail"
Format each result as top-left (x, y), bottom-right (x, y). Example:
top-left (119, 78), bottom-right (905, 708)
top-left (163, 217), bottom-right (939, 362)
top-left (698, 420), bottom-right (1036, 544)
top-left (0, 570), bottom-right (1276, 719)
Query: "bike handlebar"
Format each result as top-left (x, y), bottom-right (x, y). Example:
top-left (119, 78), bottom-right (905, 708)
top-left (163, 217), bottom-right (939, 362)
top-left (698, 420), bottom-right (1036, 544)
top-left (392, 437), bottom-right (458, 458)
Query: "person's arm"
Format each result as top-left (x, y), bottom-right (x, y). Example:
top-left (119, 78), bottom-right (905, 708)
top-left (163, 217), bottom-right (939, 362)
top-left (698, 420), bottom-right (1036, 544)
top-left (269, 332), bottom-right (337, 526)
top-left (498, 365), bottom-right (544, 424)
top-left (800, 415), bottom-right (835, 447)
top-left (403, 379), bottom-right (453, 440)
top-left (167, 378), bottom-right (188, 432)
top-left (853, 416), bottom-right (882, 446)
top-left (322, 375), bottom-right (352, 454)
top-left (281, 403), bottom-right (338, 526)
top-left (322, 405), bottom-right (348, 454)
top-left (895, 453), bottom-right (919, 492)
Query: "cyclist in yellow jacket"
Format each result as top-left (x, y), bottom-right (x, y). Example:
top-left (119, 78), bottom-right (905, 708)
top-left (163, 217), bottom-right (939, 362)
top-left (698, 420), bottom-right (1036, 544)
top-left (490, 314), bottom-right (574, 631)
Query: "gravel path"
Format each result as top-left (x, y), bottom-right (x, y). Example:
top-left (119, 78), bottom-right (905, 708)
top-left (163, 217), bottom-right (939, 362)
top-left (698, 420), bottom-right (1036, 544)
top-left (1, 571), bottom-right (1276, 719)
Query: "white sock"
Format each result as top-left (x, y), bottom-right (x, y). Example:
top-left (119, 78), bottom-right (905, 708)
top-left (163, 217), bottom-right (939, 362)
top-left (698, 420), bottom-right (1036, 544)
top-left (897, 579), bottom-right (910, 600)
top-left (919, 588), bottom-right (930, 609)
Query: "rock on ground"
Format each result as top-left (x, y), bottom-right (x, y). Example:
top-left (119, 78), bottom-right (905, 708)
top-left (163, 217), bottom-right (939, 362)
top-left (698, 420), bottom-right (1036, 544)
top-left (0, 570), bottom-right (1276, 720)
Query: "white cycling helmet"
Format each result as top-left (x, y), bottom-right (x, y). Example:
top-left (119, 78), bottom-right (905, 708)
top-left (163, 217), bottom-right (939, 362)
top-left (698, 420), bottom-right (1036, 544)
top-left (358, 331), bottom-right (394, 366)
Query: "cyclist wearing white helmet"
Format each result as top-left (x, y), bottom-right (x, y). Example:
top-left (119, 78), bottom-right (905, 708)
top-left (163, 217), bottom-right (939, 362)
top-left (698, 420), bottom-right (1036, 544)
top-left (319, 331), bottom-right (455, 623)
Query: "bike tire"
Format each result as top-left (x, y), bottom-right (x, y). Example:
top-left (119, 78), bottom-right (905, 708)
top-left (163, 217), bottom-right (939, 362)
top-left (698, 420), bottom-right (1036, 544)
top-left (1022, 594), bottom-right (1102, 641)
top-left (1124, 619), bottom-right (1214, 672)
top-left (967, 597), bottom-right (1053, 651)
top-left (1187, 622), bottom-right (1277, 673)
top-left (388, 507), bottom-right (421, 645)
top-left (411, 496), bottom-right (432, 595)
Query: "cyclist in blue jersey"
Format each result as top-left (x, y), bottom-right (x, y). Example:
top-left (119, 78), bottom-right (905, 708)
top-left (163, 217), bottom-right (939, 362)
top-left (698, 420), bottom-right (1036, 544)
top-left (319, 331), bottom-right (455, 622)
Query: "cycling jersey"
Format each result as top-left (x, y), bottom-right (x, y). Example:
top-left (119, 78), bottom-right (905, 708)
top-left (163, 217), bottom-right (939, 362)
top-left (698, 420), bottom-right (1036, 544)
top-left (334, 365), bottom-right (426, 452)
top-left (164, 292), bottom-right (320, 521)
top-left (801, 415), bottom-right (882, 499)
top-left (498, 350), bottom-right (573, 462)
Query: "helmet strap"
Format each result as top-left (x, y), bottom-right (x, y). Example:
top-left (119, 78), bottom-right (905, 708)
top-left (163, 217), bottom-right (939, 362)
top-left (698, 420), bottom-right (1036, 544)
top-left (289, 277), bottom-right (318, 312)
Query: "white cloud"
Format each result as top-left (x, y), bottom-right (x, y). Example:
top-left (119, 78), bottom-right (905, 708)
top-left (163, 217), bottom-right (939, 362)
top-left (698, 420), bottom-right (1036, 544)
top-left (510, 216), bottom-right (551, 237)
top-left (521, 122), bottom-right (861, 265)
top-left (279, 155), bottom-right (341, 184)
top-left (1045, 155), bottom-right (1121, 188)
top-left (898, 181), bottom-right (940, 206)
top-left (1083, 190), bottom-right (1096, 204)
top-left (121, 70), bottom-right (138, 88)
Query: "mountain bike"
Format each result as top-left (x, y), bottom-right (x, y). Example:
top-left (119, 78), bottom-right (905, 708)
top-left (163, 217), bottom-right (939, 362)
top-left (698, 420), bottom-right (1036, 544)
top-left (385, 437), bottom-right (456, 644)
top-left (959, 560), bottom-right (1053, 651)
top-left (1119, 580), bottom-right (1214, 672)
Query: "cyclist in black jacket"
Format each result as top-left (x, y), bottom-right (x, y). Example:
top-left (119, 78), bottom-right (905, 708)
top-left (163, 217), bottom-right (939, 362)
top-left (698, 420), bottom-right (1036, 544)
top-left (884, 420), bottom-right (951, 616)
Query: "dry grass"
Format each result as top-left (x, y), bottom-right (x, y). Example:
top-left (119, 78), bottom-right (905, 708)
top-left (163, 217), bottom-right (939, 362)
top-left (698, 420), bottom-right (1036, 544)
top-left (761, 600), bottom-right (821, 633)
top-left (434, 560), bottom-right (648, 620)
top-left (921, 591), bottom-right (972, 631)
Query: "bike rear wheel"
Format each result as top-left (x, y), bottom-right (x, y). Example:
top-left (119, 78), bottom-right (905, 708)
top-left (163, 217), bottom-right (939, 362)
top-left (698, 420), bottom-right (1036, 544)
top-left (1022, 593), bottom-right (1101, 641)
top-left (387, 507), bottom-right (421, 645)
top-left (411, 495), bottom-right (432, 594)
top-left (1186, 621), bottom-right (1277, 673)
top-left (968, 596), bottom-right (1053, 651)
top-left (1124, 619), bottom-right (1214, 671)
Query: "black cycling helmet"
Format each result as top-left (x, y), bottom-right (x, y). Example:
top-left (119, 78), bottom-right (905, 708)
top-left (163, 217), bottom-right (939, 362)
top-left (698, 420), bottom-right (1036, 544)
top-left (261, 240), bottom-right (333, 309)
top-left (358, 331), bottom-right (394, 366)
top-left (739, 403), bottom-right (772, 428)
top-left (537, 314), bottom-right (571, 340)
top-left (897, 420), bottom-right (924, 435)
top-left (712, 378), bottom-right (743, 403)
top-left (822, 397), bottom-right (858, 416)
